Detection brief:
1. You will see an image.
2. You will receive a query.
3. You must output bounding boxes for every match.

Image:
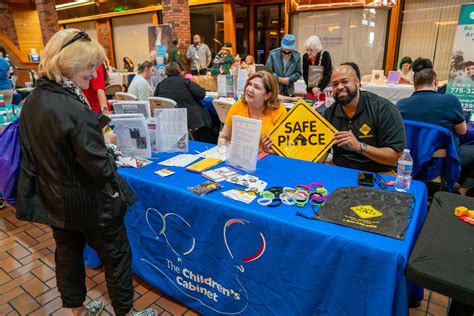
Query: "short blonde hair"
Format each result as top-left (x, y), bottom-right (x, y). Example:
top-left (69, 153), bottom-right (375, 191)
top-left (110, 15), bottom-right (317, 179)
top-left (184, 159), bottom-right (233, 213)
top-left (39, 29), bottom-right (106, 82)
top-left (304, 35), bottom-right (323, 52)
top-left (242, 71), bottom-right (280, 114)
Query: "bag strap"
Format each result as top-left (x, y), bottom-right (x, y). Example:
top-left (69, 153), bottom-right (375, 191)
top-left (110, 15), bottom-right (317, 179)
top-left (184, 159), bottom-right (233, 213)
top-left (318, 51), bottom-right (325, 66)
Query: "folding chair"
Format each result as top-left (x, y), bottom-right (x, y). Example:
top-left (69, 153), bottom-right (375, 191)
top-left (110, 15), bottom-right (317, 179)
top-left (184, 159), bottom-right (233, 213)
top-left (212, 98), bottom-right (234, 130)
top-left (114, 92), bottom-right (137, 101)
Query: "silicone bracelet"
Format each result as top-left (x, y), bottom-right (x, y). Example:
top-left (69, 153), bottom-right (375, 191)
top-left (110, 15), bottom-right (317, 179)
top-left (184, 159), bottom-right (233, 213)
top-left (257, 198), bottom-right (273, 206)
top-left (259, 191), bottom-right (275, 199)
top-left (280, 193), bottom-right (295, 205)
top-left (267, 198), bottom-right (282, 208)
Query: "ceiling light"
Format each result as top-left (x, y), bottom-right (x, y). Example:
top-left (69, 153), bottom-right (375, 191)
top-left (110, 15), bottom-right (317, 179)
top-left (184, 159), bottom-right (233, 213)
top-left (55, 0), bottom-right (95, 10)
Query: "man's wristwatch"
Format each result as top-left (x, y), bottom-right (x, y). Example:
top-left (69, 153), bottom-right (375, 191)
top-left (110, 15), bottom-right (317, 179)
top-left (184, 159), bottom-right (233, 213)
top-left (358, 142), bottom-right (368, 154)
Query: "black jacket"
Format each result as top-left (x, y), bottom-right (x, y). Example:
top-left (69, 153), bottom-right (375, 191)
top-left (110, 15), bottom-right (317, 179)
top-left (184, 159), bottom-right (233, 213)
top-left (154, 75), bottom-right (211, 129)
top-left (302, 51), bottom-right (332, 93)
top-left (16, 78), bottom-right (128, 231)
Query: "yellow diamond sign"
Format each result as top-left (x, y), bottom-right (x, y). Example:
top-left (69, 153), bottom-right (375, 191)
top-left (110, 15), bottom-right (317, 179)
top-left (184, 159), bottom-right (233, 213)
top-left (350, 205), bottom-right (383, 219)
top-left (269, 100), bottom-right (338, 162)
top-left (359, 123), bottom-right (371, 136)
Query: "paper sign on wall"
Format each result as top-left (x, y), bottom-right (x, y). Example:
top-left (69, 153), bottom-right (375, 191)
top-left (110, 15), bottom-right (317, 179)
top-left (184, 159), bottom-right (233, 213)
top-left (269, 100), bottom-right (337, 162)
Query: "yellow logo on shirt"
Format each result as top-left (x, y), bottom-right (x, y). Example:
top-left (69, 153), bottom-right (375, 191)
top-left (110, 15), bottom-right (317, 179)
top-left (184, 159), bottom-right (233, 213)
top-left (359, 123), bottom-right (371, 136)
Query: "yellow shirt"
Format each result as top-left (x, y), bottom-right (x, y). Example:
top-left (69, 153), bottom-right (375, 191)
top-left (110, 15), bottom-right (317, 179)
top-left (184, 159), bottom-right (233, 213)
top-left (225, 99), bottom-right (288, 152)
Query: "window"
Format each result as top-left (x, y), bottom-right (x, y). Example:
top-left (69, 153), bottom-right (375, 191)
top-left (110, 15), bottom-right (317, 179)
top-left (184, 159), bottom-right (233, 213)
top-left (255, 4), bottom-right (285, 65)
top-left (190, 4), bottom-right (224, 57)
top-left (398, 0), bottom-right (471, 80)
top-left (291, 8), bottom-right (389, 76)
top-left (236, 5), bottom-right (249, 58)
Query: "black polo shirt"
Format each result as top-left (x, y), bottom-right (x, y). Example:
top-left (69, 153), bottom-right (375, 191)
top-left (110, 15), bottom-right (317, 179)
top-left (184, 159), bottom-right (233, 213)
top-left (324, 90), bottom-right (406, 173)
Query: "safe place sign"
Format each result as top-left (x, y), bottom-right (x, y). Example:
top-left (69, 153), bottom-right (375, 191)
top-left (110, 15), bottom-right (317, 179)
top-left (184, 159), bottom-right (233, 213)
top-left (269, 100), bottom-right (337, 162)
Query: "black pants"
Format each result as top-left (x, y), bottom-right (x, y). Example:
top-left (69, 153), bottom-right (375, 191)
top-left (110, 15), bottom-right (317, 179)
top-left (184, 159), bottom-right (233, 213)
top-left (191, 68), bottom-right (208, 76)
top-left (459, 144), bottom-right (474, 188)
top-left (51, 220), bottom-right (133, 316)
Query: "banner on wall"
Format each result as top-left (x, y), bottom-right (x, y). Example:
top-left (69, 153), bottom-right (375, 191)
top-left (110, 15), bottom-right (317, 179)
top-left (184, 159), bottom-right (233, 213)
top-left (446, 3), bottom-right (474, 121)
top-left (148, 24), bottom-right (173, 87)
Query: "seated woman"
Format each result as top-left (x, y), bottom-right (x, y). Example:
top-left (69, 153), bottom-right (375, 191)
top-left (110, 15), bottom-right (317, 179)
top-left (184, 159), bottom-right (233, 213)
top-left (399, 56), bottom-right (414, 84)
top-left (127, 61), bottom-right (154, 100)
top-left (218, 71), bottom-right (287, 152)
top-left (154, 62), bottom-right (215, 143)
top-left (123, 56), bottom-right (134, 72)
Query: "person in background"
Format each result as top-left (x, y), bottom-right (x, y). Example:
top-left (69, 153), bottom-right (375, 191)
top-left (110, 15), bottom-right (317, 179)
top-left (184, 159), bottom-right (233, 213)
top-left (16, 29), bottom-right (157, 316)
top-left (82, 63), bottom-right (110, 113)
top-left (302, 35), bottom-right (332, 100)
top-left (244, 55), bottom-right (256, 74)
top-left (218, 71), bottom-right (287, 152)
top-left (167, 38), bottom-right (184, 71)
top-left (186, 34), bottom-right (212, 75)
top-left (0, 46), bottom-right (13, 105)
top-left (340, 62), bottom-right (361, 86)
top-left (211, 42), bottom-right (235, 76)
top-left (321, 65), bottom-right (406, 174)
top-left (399, 56), bottom-right (414, 84)
top-left (123, 56), bottom-right (135, 72)
top-left (397, 58), bottom-right (473, 195)
top-left (154, 62), bottom-right (215, 142)
top-left (127, 61), bottom-right (154, 100)
top-left (265, 34), bottom-right (301, 96)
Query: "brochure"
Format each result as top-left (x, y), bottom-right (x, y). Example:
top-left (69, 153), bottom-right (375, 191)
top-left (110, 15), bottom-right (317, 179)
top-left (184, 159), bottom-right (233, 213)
top-left (109, 115), bottom-right (152, 158)
top-left (222, 189), bottom-right (257, 204)
top-left (158, 154), bottom-right (200, 167)
top-left (154, 108), bottom-right (188, 153)
top-left (186, 158), bottom-right (222, 173)
top-left (227, 115), bottom-right (261, 172)
top-left (117, 156), bottom-right (153, 168)
top-left (202, 166), bottom-right (239, 182)
top-left (113, 101), bottom-right (151, 118)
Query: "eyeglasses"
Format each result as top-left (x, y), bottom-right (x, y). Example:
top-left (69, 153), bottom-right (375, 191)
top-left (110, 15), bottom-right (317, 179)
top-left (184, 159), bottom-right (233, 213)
top-left (374, 173), bottom-right (388, 190)
top-left (61, 30), bottom-right (91, 50)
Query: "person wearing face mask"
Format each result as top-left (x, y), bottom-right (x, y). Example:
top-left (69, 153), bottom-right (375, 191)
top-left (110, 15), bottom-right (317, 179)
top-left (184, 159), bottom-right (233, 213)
top-left (218, 71), bottom-right (287, 152)
top-left (16, 29), bottom-right (157, 316)
top-left (265, 34), bottom-right (302, 96)
top-left (127, 61), bottom-right (154, 100)
top-left (302, 35), bottom-right (332, 100)
top-left (321, 65), bottom-right (406, 174)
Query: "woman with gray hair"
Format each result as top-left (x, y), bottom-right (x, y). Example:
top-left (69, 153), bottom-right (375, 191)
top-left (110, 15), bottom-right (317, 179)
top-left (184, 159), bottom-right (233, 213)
top-left (16, 29), bottom-right (156, 316)
top-left (302, 35), bottom-right (332, 100)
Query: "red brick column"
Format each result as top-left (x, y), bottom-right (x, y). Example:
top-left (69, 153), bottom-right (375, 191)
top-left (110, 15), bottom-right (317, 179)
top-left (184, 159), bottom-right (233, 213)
top-left (0, 3), bottom-right (19, 47)
top-left (97, 19), bottom-right (115, 67)
top-left (161, 0), bottom-right (191, 71)
top-left (35, 0), bottom-right (59, 45)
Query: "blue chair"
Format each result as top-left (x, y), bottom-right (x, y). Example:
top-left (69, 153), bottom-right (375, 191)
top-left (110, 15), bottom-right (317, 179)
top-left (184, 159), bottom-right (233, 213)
top-left (404, 120), bottom-right (460, 192)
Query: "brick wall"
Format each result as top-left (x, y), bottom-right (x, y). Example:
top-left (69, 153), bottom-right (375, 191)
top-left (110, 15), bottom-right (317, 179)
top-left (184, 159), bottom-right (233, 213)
top-left (161, 0), bottom-right (191, 71)
top-left (0, 3), bottom-right (19, 47)
top-left (35, 0), bottom-right (59, 45)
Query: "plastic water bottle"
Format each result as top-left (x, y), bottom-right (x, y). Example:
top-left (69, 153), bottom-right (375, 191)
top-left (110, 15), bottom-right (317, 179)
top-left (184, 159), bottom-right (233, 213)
top-left (395, 149), bottom-right (413, 192)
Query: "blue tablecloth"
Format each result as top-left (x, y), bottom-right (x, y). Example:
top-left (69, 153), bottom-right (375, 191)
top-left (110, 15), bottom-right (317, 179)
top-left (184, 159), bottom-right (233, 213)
top-left (85, 142), bottom-right (428, 315)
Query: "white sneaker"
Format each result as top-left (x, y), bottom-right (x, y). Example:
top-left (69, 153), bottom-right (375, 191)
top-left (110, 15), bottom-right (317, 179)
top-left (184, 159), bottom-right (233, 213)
top-left (86, 300), bottom-right (105, 316)
top-left (132, 307), bottom-right (158, 316)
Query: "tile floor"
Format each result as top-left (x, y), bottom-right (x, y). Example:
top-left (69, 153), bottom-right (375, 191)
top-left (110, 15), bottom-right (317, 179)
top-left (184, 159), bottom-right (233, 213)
top-left (1, 205), bottom-right (450, 316)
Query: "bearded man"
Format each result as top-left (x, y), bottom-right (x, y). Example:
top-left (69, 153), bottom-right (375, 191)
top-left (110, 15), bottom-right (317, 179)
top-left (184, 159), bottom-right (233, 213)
top-left (321, 65), bottom-right (406, 174)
